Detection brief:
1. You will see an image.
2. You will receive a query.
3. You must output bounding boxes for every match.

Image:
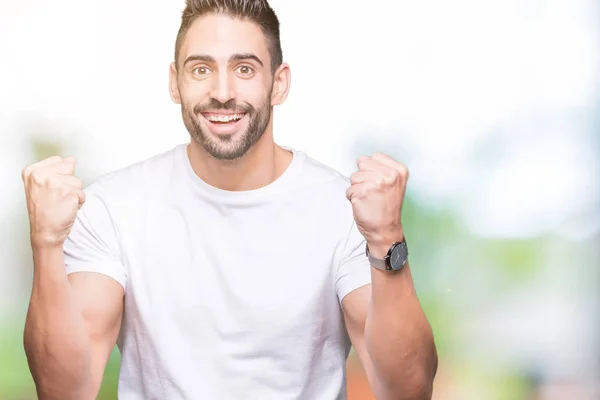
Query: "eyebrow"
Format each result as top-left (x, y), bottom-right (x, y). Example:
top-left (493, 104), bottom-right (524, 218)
top-left (183, 53), bottom-right (264, 67)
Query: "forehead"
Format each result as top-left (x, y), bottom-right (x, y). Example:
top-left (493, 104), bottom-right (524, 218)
top-left (180, 14), bottom-right (269, 63)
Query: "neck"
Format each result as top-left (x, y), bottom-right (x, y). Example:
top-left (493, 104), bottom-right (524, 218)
top-left (187, 125), bottom-right (292, 192)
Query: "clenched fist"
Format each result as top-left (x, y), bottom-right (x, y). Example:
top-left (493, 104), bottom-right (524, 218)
top-left (22, 156), bottom-right (86, 249)
top-left (346, 153), bottom-right (408, 257)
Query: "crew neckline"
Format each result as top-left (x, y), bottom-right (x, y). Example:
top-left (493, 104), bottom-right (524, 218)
top-left (178, 143), bottom-right (304, 202)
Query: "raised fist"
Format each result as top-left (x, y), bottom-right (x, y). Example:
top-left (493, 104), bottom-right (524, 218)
top-left (22, 156), bottom-right (86, 249)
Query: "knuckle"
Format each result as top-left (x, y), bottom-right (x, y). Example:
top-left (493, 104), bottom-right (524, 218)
top-left (61, 187), bottom-right (75, 199)
top-left (64, 159), bottom-right (76, 171)
top-left (22, 165), bottom-right (32, 181)
top-left (46, 176), bottom-right (61, 189)
top-left (31, 169), bottom-right (45, 185)
top-left (67, 192), bottom-right (79, 205)
top-left (374, 173), bottom-right (388, 186)
top-left (399, 166), bottom-right (410, 179)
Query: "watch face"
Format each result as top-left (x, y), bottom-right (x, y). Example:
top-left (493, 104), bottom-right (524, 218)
top-left (389, 242), bottom-right (408, 271)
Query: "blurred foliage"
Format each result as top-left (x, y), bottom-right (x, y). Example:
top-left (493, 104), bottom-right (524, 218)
top-left (98, 350), bottom-right (120, 400)
top-left (0, 324), bottom-right (33, 400)
top-left (31, 140), bottom-right (62, 161)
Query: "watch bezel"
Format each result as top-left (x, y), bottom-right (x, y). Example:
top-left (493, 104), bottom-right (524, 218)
top-left (389, 241), bottom-right (408, 271)
top-left (366, 239), bottom-right (408, 272)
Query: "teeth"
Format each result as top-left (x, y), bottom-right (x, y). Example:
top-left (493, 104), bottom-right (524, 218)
top-left (206, 114), bottom-right (244, 123)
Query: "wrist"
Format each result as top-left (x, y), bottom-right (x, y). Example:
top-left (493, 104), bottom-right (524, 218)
top-left (30, 244), bottom-right (66, 283)
top-left (30, 233), bottom-right (65, 251)
top-left (367, 230), bottom-right (405, 259)
top-left (367, 243), bottom-right (392, 259)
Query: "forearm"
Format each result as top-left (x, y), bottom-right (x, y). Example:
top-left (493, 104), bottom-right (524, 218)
top-left (24, 246), bottom-right (92, 400)
top-left (364, 262), bottom-right (437, 399)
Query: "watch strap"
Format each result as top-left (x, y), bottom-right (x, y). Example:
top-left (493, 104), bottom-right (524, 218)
top-left (366, 244), bottom-right (390, 271)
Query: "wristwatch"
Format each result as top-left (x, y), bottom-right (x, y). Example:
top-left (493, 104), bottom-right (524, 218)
top-left (366, 239), bottom-right (409, 272)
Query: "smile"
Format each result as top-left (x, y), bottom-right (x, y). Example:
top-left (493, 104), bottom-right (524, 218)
top-left (200, 112), bottom-right (248, 135)
top-left (203, 113), bottom-right (246, 123)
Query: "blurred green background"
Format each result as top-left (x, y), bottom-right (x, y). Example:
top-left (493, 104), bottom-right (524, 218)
top-left (1, 0), bottom-right (598, 399)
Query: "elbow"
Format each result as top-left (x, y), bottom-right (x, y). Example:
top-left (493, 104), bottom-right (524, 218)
top-left (381, 348), bottom-right (438, 400)
top-left (407, 353), bottom-right (438, 400)
top-left (23, 332), bottom-right (93, 400)
top-left (403, 378), bottom-right (434, 400)
top-left (384, 370), bottom-right (435, 400)
top-left (405, 342), bottom-right (438, 400)
top-left (31, 372), bottom-right (93, 400)
top-left (406, 359), bottom-right (437, 400)
top-left (404, 330), bottom-right (438, 399)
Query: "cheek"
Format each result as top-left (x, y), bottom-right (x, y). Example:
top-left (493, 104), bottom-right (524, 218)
top-left (180, 80), bottom-right (211, 103)
top-left (237, 79), bottom-right (271, 104)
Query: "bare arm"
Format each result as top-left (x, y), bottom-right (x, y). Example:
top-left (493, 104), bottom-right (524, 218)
top-left (22, 156), bottom-right (124, 399)
top-left (68, 271), bottom-right (123, 397)
top-left (345, 153), bottom-right (437, 399)
top-left (343, 263), bottom-right (437, 400)
top-left (24, 247), bottom-right (124, 400)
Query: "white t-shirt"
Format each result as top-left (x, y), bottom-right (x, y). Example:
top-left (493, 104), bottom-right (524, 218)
top-left (64, 143), bottom-right (372, 400)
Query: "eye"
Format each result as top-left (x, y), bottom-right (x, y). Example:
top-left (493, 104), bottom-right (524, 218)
top-left (192, 66), bottom-right (211, 76)
top-left (235, 65), bottom-right (254, 76)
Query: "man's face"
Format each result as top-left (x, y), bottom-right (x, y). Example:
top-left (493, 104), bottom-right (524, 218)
top-left (172, 15), bottom-right (275, 160)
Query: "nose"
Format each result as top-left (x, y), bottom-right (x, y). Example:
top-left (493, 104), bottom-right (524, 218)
top-left (209, 70), bottom-right (235, 104)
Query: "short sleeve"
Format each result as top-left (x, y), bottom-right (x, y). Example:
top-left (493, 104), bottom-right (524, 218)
top-left (335, 220), bottom-right (372, 304)
top-left (63, 182), bottom-right (127, 291)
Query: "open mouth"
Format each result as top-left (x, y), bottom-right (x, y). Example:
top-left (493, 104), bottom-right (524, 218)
top-left (200, 112), bottom-right (247, 135)
top-left (203, 113), bottom-right (245, 124)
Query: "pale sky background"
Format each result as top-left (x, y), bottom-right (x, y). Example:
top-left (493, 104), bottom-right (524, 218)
top-left (1, 0), bottom-right (597, 240)
top-left (1, 0), bottom-right (598, 302)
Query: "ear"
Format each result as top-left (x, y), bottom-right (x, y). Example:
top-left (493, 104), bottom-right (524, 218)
top-left (169, 62), bottom-right (181, 104)
top-left (270, 62), bottom-right (291, 106)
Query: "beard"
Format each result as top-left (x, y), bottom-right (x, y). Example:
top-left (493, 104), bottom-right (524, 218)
top-left (181, 93), bottom-right (272, 161)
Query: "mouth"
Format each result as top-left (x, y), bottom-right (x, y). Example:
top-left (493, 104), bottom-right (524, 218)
top-left (200, 112), bottom-right (247, 135)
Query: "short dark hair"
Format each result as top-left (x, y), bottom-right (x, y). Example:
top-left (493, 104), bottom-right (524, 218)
top-left (174, 0), bottom-right (283, 73)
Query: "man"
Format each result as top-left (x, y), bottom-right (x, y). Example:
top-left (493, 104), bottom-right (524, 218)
top-left (21, 0), bottom-right (437, 399)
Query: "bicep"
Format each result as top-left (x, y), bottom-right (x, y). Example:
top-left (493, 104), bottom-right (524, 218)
top-left (68, 272), bottom-right (124, 395)
top-left (342, 284), bottom-right (381, 396)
